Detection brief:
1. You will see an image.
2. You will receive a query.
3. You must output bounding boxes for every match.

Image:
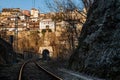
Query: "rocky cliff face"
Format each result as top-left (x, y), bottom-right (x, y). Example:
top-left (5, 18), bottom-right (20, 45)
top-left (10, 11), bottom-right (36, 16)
top-left (69, 0), bottom-right (120, 79)
top-left (0, 38), bottom-right (16, 64)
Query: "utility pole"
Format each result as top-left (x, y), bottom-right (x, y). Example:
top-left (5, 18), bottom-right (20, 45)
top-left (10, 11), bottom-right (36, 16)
top-left (14, 13), bottom-right (19, 52)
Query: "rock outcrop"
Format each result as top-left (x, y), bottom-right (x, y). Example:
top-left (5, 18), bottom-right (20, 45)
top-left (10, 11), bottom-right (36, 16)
top-left (0, 38), bottom-right (16, 64)
top-left (69, 0), bottom-right (120, 79)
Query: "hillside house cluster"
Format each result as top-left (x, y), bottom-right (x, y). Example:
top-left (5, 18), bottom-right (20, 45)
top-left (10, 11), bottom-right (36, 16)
top-left (0, 8), bottom-right (86, 57)
top-left (0, 8), bottom-right (85, 32)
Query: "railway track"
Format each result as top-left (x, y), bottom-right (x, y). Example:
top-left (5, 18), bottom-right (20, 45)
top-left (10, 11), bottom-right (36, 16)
top-left (18, 60), bottom-right (63, 80)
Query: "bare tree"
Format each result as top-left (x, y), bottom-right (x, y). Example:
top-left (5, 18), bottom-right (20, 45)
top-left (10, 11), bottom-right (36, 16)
top-left (44, 0), bottom-right (94, 58)
top-left (82, 0), bottom-right (94, 11)
top-left (45, 0), bottom-right (94, 17)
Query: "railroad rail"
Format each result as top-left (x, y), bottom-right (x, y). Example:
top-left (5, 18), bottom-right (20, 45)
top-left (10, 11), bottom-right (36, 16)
top-left (18, 60), bottom-right (63, 80)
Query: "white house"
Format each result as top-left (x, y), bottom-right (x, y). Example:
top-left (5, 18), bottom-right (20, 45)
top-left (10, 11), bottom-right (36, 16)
top-left (31, 8), bottom-right (39, 18)
top-left (39, 19), bottom-right (55, 32)
top-left (30, 8), bottom-right (39, 21)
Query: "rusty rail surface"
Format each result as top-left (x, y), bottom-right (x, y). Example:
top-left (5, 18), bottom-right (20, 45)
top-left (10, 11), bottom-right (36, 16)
top-left (18, 60), bottom-right (30, 80)
top-left (18, 60), bottom-right (63, 80)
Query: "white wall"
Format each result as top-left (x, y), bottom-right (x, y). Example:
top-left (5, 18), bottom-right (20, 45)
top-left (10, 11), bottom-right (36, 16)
top-left (39, 19), bottom-right (55, 32)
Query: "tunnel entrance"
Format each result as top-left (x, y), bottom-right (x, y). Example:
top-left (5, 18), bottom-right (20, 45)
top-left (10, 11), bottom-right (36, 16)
top-left (42, 49), bottom-right (50, 60)
top-left (39, 46), bottom-right (53, 57)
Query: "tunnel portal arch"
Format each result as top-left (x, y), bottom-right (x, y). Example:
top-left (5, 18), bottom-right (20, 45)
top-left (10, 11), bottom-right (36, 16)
top-left (42, 49), bottom-right (50, 60)
top-left (39, 46), bottom-right (53, 57)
